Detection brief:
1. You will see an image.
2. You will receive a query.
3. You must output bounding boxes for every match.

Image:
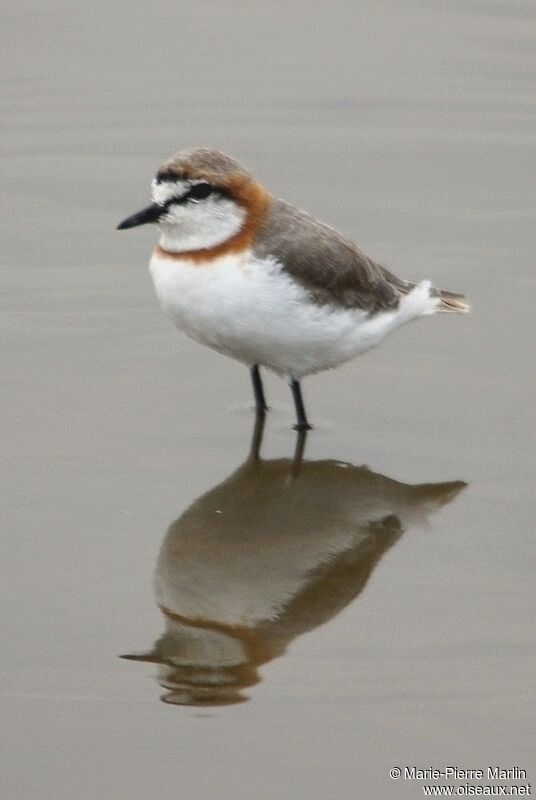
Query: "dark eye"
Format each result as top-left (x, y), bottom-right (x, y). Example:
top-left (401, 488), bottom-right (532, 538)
top-left (186, 182), bottom-right (214, 201)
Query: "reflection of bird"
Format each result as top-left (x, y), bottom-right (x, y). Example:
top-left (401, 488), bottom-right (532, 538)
top-left (122, 453), bottom-right (465, 706)
top-left (117, 148), bottom-right (469, 429)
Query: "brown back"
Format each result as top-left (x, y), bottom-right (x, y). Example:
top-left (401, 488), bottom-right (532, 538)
top-left (253, 198), bottom-right (414, 312)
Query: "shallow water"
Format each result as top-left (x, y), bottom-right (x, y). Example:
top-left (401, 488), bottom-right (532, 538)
top-left (2, 1), bottom-right (535, 798)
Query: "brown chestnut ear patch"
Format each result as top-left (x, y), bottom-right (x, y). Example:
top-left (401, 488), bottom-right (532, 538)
top-left (155, 179), bottom-right (271, 264)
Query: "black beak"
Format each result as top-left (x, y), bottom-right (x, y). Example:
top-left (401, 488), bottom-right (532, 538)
top-left (116, 203), bottom-right (163, 230)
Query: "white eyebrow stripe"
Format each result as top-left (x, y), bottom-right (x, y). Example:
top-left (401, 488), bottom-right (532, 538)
top-left (151, 178), bottom-right (212, 206)
top-left (151, 179), bottom-right (189, 206)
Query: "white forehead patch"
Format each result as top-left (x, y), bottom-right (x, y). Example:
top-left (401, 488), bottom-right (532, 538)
top-left (151, 178), bottom-right (189, 206)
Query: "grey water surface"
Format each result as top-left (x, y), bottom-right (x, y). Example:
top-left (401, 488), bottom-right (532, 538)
top-left (2, 2), bottom-right (535, 798)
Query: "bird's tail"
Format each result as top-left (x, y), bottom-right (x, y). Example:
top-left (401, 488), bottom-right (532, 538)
top-left (434, 287), bottom-right (471, 313)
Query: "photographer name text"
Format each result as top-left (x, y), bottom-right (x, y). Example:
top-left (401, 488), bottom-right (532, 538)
top-left (404, 768), bottom-right (526, 781)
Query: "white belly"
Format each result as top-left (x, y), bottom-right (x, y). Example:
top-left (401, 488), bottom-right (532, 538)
top-left (149, 250), bottom-right (437, 377)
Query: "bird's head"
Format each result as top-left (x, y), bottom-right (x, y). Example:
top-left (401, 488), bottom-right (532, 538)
top-left (117, 148), bottom-right (270, 257)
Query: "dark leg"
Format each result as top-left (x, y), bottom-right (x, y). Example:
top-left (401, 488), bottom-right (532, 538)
top-left (248, 406), bottom-right (266, 462)
top-left (289, 378), bottom-right (312, 431)
top-left (250, 365), bottom-right (268, 414)
top-left (291, 428), bottom-right (308, 476)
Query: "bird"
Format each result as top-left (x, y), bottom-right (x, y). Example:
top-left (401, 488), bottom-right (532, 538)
top-left (117, 147), bottom-right (470, 430)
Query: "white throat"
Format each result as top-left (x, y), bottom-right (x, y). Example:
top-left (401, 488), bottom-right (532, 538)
top-left (157, 197), bottom-right (246, 254)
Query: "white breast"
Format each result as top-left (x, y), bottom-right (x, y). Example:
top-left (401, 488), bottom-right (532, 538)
top-left (149, 250), bottom-right (438, 377)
